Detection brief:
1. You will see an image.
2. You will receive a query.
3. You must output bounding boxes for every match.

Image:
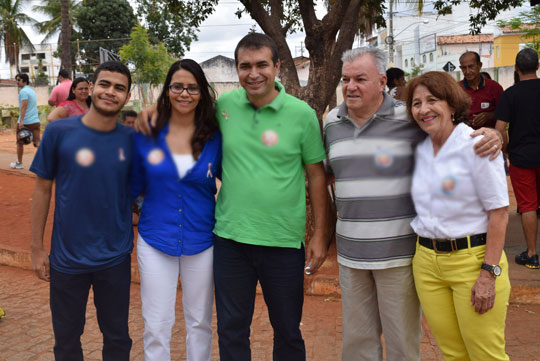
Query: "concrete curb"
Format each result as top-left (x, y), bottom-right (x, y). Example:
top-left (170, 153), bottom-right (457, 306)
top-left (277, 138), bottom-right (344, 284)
top-left (0, 245), bottom-right (343, 297)
top-left (3, 244), bottom-right (540, 301)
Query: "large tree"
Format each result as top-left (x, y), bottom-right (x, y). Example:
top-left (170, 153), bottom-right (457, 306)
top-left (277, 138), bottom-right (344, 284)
top-left (0, 0), bottom-right (36, 68)
top-left (60, 0), bottom-right (72, 74)
top-left (159, 0), bottom-right (531, 122)
top-left (156, 0), bottom-right (387, 122)
top-left (32, 0), bottom-right (80, 45)
top-left (73, 0), bottom-right (136, 67)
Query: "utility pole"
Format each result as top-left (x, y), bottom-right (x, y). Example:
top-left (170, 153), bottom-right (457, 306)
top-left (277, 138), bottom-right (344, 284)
top-left (389, 0), bottom-right (394, 64)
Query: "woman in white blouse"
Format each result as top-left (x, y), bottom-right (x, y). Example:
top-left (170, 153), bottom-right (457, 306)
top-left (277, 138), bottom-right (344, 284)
top-left (405, 71), bottom-right (510, 361)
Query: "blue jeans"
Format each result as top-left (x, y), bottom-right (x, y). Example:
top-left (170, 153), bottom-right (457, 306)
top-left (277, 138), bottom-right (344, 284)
top-left (50, 256), bottom-right (132, 361)
top-left (214, 235), bottom-right (306, 361)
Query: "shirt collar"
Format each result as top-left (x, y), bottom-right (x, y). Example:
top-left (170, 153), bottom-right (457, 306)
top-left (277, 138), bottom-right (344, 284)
top-left (463, 75), bottom-right (485, 89)
top-left (240, 81), bottom-right (286, 111)
top-left (337, 92), bottom-right (394, 125)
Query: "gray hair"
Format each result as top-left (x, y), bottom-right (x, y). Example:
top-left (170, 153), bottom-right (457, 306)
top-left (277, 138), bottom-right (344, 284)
top-left (516, 48), bottom-right (539, 75)
top-left (341, 47), bottom-right (387, 75)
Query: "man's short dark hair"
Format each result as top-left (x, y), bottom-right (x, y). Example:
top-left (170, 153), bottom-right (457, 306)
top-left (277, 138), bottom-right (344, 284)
top-left (234, 33), bottom-right (279, 66)
top-left (386, 67), bottom-right (405, 88)
top-left (16, 73), bottom-right (29, 85)
top-left (92, 61), bottom-right (132, 91)
top-left (58, 69), bottom-right (70, 79)
top-left (459, 51), bottom-right (481, 64)
top-left (516, 48), bottom-right (539, 75)
top-left (122, 110), bottom-right (137, 120)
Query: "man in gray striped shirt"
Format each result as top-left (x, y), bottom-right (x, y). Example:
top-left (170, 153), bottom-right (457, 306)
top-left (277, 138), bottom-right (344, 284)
top-left (325, 47), bottom-right (503, 361)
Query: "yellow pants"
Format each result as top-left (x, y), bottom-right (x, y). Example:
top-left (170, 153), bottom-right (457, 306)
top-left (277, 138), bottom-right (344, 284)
top-left (412, 241), bottom-right (510, 361)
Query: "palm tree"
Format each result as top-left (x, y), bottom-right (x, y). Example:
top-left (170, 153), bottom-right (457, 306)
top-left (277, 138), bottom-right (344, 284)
top-left (32, 0), bottom-right (80, 45)
top-left (0, 0), bottom-right (36, 68)
top-left (60, 0), bottom-right (72, 74)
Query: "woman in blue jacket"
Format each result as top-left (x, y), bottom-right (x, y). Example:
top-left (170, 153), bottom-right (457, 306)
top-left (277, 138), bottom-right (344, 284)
top-left (131, 59), bottom-right (221, 361)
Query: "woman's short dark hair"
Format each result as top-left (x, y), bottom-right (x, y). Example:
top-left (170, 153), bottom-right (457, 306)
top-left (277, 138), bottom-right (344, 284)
top-left (386, 67), bottom-right (405, 88)
top-left (154, 59), bottom-right (218, 160)
top-left (405, 71), bottom-right (471, 125)
top-left (67, 77), bottom-right (91, 107)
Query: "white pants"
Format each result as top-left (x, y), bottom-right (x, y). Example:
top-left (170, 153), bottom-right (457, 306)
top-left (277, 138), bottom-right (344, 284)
top-left (138, 235), bottom-right (214, 361)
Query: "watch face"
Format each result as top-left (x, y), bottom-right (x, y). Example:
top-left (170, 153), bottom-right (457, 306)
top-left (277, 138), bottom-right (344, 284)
top-left (493, 265), bottom-right (502, 276)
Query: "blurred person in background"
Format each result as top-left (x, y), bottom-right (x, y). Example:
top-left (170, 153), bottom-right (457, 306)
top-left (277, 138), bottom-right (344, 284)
top-left (48, 77), bottom-right (91, 122)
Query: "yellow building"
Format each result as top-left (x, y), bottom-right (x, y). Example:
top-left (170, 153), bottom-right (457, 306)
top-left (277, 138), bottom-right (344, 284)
top-left (494, 25), bottom-right (540, 67)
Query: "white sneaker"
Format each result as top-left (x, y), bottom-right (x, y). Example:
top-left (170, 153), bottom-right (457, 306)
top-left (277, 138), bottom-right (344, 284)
top-left (10, 162), bottom-right (23, 169)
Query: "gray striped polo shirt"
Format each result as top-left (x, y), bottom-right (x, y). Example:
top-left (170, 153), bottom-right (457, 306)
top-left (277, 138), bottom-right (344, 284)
top-left (324, 93), bottom-right (426, 269)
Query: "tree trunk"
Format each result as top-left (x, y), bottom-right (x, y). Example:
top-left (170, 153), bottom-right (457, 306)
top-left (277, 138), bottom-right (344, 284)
top-left (60, 0), bottom-right (72, 75)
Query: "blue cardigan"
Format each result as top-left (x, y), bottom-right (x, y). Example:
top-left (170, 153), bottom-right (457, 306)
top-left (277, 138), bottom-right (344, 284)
top-left (131, 123), bottom-right (222, 256)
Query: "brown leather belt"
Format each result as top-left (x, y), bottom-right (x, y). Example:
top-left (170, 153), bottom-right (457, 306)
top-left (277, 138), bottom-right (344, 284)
top-left (418, 233), bottom-right (487, 253)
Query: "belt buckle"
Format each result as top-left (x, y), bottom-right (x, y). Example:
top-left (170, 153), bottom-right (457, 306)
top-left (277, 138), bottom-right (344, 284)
top-left (432, 238), bottom-right (458, 254)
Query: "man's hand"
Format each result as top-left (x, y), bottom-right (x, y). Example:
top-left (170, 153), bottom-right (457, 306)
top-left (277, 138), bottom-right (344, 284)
top-left (470, 271), bottom-right (496, 314)
top-left (134, 104), bottom-right (158, 135)
top-left (471, 127), bottom-right (503, 160)
top-left (31, 247), bottom-right (50, 281)
top-left (17, 122), bottom-right (24, 130)
top-left (305, 232), bottom-right (328, 275)
top-left (471, 112), bottom-right (491, 128)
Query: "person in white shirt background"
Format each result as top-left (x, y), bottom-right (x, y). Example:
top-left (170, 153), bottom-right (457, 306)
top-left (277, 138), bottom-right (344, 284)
top-left (405, 71), bottom-right (511, 361)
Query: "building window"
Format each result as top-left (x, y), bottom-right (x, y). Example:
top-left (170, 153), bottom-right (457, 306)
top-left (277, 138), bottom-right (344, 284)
top-left (21, 54), bottom-right (30, 61)
top-left (411, 57), bottom-right (414, 66)
top-left (496, 46), bottom-right (500, 58)
top-left (429, 53), bottom-right (434, 62)
top-left (21, 67), bottom-right (29, 73)
top-left (37, 53), bottom-right (46, 59)
top-left (422, 54), bottom-right (426, 63)
top-left (405, 59), bottom-right (408, 67)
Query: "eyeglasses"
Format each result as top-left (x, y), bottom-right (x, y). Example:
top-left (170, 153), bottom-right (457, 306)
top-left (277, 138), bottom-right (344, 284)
top-left (169, 84), bottom-right (201, 95)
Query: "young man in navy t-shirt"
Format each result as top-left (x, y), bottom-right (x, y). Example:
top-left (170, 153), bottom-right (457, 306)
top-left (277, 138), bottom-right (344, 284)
top-left (30, 61), bottom-right (134, 361)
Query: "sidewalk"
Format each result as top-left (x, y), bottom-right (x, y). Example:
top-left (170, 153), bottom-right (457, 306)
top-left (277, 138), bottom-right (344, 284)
top-left (1, 265), bottom-right (539, 361)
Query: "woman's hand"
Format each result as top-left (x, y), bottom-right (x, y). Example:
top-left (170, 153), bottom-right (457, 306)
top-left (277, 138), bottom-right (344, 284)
top-left (470, 270), bottom-right (496, 314)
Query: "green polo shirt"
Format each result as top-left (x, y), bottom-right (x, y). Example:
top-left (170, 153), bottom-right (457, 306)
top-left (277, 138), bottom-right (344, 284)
top-left (214, 82), bottom-right (326, 248)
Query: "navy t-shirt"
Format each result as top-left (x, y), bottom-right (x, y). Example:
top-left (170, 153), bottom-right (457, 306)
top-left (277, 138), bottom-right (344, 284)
top-left (30, 115), bottom-right (134, 274)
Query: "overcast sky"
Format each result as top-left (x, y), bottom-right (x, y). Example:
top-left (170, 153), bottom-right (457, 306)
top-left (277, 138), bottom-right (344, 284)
top-left (0, 0), bottom-right (531, 79)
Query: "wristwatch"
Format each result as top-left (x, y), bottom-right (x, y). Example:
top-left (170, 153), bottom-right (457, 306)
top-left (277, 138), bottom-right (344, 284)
top-left (481, 263), bottom-right (502, 277)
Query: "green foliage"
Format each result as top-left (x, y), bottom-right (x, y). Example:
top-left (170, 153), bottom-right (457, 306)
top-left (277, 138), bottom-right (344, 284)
top-left (433, 0), bottom-right (526, 34)
top-left (0, 0), bottom-right (37, 65)
top-left (135, 0), bottom-right (218, 56)
top-left (498, 5), bottom-right (540, 55)
top-left (236, 0), bottom-right (303, 35)
top-left (32, 0), bottom-right (80, 44)
top-left (410, 64), bottom-right (424, 78)
top-left (73, 0), bottom-right (137, 66)
top-left (119, 24), bottom-right (175, 87)
top-left (33, 59), bottom-right (49, 86)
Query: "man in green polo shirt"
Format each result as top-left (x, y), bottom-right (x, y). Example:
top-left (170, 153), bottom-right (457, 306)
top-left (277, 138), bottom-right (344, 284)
top-left (212, 33), bottom-right (328, 361)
